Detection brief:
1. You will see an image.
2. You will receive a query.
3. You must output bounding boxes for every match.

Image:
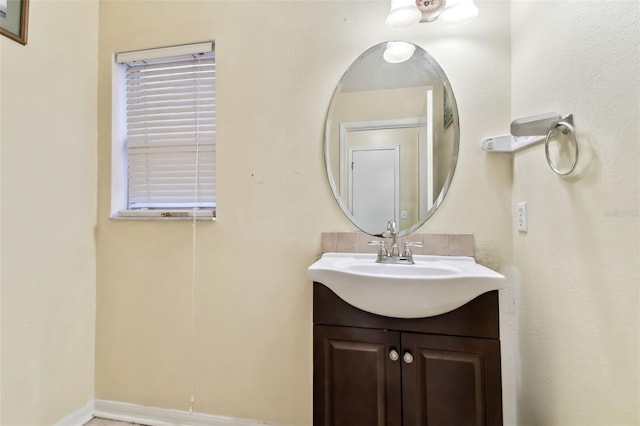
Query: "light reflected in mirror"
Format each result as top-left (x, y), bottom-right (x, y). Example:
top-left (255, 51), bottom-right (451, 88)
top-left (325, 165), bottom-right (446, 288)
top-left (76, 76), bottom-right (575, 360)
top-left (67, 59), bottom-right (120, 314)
top-left (325, 42), bottom-right (459, 236)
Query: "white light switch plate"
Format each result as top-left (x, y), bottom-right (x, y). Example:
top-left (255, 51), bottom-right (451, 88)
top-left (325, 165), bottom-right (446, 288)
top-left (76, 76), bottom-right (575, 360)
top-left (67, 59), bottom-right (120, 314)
top-left (517, 202), bottom-right (528, 232)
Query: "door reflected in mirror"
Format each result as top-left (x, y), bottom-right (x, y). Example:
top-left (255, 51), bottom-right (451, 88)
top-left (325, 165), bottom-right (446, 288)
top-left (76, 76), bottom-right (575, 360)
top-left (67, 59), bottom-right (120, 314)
top-left (325, 42), bottom-right (459, 236)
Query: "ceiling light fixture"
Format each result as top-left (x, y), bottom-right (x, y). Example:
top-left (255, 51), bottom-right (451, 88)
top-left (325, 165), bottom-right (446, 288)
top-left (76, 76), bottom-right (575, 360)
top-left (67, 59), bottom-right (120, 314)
top-left (385, 0), bottom-right (478, 29)
top-left (385, 0), bottom-right (422, 30)
top-left (417, 0), bottom-right (447, 22)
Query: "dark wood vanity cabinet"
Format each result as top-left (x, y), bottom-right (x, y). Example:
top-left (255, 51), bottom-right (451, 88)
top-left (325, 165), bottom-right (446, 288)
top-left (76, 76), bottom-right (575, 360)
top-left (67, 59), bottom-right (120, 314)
top-left (313, 283), bottom-right (503, 426)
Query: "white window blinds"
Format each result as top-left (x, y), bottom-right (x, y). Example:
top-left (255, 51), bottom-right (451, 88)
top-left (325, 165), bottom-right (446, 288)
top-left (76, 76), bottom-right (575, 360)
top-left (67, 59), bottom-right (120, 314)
top-left (116, 43), bottom-right (216, 212)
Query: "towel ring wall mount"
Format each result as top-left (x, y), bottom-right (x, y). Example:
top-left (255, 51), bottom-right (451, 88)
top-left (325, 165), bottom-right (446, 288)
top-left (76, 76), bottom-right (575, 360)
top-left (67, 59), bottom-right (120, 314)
top-left (481, 112), bottom-right (578, 176)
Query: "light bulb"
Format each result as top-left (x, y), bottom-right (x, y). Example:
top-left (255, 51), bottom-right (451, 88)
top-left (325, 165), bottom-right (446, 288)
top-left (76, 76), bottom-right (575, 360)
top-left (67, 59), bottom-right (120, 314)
top-left (440, 0), bottom-right (479, 24)
top-left (383, 41), bottom-right (416, 64)
top-left (385, 0), bottom-right (422, 30)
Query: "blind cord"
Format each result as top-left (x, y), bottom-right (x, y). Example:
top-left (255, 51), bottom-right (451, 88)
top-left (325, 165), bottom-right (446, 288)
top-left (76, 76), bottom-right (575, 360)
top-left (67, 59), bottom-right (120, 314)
top-left (190, 215), bottom-right (197, 413)
top-left (189, 54), bottom-right (202, 413)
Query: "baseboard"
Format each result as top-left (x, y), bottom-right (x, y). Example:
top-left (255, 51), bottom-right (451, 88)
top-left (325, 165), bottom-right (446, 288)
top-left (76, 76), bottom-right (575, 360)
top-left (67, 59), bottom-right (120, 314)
top-left (53, 399), bottom-right (95, 426)
top-left (93, 399), bottom-right (282, 426)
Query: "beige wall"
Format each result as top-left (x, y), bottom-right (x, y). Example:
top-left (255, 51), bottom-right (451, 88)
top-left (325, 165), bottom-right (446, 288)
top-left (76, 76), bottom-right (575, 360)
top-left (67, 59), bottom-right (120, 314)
top-left (0, 0), bottom-right (98, 424)
top-left (511, 1), bottom-right (640, 425)
top-left (96, 1), bottom-right (511, 425)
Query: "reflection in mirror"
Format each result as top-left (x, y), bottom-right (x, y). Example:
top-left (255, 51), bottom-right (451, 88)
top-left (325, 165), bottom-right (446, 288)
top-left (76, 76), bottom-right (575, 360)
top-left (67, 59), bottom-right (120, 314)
top-left (325, 42), bottom-right (459, 236)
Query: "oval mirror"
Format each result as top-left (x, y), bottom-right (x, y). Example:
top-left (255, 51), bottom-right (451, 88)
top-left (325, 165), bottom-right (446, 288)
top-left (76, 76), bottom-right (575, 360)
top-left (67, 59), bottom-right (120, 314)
top-left (325, 41), bottom-right (459, 236)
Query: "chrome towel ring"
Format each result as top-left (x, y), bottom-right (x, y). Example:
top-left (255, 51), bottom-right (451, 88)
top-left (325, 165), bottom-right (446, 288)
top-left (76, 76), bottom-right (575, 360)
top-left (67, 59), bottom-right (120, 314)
top-left (545, 120), bottom-right (578, 176)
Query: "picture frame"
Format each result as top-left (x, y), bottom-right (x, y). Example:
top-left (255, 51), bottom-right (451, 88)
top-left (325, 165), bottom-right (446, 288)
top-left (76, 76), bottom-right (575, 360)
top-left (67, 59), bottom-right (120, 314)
top-left (443, 90), bottom-right (453, 129)
top-left (0, 0), bottom-right (28, 45)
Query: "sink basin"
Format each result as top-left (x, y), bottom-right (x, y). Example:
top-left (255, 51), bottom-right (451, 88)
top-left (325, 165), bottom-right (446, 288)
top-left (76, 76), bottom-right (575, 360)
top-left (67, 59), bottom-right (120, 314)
top-left (307, 252), bottom-right (505, 318)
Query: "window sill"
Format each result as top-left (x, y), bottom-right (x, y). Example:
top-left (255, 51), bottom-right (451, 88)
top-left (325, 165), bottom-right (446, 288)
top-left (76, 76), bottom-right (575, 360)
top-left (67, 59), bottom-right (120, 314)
top-left (111, 210), bottom-right (215, 221)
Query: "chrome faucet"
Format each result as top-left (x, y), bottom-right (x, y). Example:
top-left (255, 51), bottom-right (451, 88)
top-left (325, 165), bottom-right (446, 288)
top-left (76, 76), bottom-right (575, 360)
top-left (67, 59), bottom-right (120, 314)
top-left (387, 219), bottom-right (400, 257)
top-left (368, 219), bottom-right (423, 264)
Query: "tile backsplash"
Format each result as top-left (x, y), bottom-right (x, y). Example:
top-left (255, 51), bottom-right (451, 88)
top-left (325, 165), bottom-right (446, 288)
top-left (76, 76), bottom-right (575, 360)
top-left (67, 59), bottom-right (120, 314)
top-left (321, 232), bottom-right (475, 257)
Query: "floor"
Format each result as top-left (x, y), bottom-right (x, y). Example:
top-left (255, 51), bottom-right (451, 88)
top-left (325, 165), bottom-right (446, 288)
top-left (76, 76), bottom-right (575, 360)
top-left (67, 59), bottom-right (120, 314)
top-left (85, 418), bottom-right (141, 426)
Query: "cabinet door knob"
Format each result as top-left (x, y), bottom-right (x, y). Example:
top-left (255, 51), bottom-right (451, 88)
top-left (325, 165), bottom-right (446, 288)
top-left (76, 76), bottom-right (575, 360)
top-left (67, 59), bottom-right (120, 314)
top-left (389, 349), bottom-right (400, 361)
top-left (403, 352), bottom-right (414, 364)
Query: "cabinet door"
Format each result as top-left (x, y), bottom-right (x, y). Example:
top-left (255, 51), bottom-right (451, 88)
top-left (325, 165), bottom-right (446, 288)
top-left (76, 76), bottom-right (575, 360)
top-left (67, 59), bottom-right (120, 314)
top-left (314, 325), bottom-right (402, 426)
top-left (401, 333), bottom-right (503, 426)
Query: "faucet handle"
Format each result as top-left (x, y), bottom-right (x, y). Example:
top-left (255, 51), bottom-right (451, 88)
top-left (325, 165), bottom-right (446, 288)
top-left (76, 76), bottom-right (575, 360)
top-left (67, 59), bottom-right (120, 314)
top-left (403, 241), bottom-right (423, 257)
top-left (368, 240), bottom-right (387, 250)
top-left (404, 241), bottom-right (423, 248)
top-left (368, 241), bottom-right (388, 259)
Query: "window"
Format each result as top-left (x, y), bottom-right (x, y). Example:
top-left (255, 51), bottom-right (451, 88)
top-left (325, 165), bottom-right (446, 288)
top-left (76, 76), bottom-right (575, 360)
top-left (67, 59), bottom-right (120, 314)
top-left (111, 42), bottom-right (216, 219)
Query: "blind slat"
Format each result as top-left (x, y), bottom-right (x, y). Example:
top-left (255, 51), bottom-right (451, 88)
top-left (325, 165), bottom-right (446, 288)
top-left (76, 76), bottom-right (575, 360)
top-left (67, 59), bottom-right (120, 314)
top-left (126, 87), bottom-right (215, 99)
top-left (128, 140), bottom-right (215, 149)
top-left (130, 187), bottom-right (215, 195)
top-left (127, 71), bottom-right (215, 86)
top-left (126, 63), bottom-right (215, 76)
top-left (127, 118), bottom-right (216, 129)
top-left (128, 158), bottom-right (215, 165)
top-left (127, 135), bottom-right (215, 144)
top-left (127, 94), bottom-right (216, 107)
top-left (127, 104), bottom-right (215, 118)
top-left (130, 178), bottom-right (216, 185)
top-left (126, 79), bottom-right (215, 94)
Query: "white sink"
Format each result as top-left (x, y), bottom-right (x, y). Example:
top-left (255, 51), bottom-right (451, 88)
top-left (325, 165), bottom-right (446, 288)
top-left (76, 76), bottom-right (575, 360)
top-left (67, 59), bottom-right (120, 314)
top-left (308, 252), bottom-right (505, 318)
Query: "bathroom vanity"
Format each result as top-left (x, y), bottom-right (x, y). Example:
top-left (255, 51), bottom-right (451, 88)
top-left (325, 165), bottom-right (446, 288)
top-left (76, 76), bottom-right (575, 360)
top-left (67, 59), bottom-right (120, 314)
top-left (314, 40), bottom-right (504, 425)
top-left (313, 283), bottom-right (502, 426)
